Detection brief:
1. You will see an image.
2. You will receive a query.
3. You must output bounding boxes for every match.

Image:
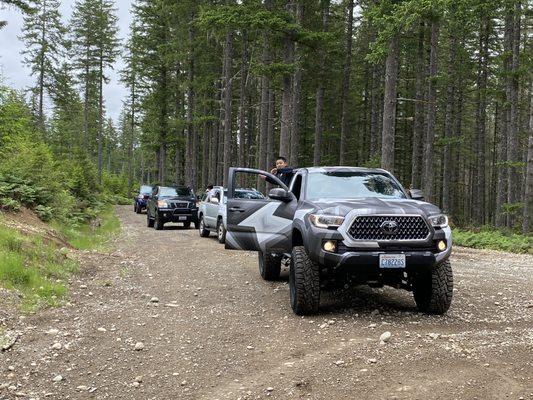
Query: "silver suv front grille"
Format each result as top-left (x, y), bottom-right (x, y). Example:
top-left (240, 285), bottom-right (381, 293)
top-left (348, 215), bottom-right (430, 241)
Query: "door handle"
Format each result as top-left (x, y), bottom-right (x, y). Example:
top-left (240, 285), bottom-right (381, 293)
top-left (229, 207), bottom-right (245, 213)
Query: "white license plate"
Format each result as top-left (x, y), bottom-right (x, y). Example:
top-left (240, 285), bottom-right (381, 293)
top-left (379, 254), bottom-right (406, 269)
top-left (178, 216), bottom-right (187, 221)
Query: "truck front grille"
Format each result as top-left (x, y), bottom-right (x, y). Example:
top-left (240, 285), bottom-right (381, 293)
top-left (348, 215), bottom-right (430, 241)
top-left (171, 202), bottom-right (189, 209)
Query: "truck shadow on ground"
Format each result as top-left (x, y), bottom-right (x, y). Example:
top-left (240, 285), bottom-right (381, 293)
top-left (277, 265), bottom-right (420, 316)
top-left (320, 285), bottom-right (417, 316)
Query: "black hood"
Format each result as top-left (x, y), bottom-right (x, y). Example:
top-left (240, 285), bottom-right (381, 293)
top-left (308, 197), bottom-right (442, 218)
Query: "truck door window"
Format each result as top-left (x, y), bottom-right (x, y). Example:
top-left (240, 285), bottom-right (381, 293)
top-left (290, 174), bottom-right (302, 200)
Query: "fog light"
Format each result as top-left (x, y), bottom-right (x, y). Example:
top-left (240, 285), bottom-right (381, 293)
top-left (437, 240), bottom-right (446, 251)
top-left (323, 240), bottom-right (337, 252)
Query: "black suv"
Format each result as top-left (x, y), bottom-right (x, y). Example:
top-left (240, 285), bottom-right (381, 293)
top-left (224, 167), bottom-right (453, 315)
top-left (147, 186), bottom-right (198, 230)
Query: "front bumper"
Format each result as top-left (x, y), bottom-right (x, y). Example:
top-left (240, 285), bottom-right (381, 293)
top-left (136, 199), bottom-right (148, 207)
top-left (306, 224), bottom-right (452, 273)
top-left (158, 209), bottom-right (198, 223)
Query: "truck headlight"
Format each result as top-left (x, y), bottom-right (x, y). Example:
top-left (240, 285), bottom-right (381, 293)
top-left (428, 214), bottom-right (448, 228)
top-left (157, 200), bottom-right (169, 208)
top-left (309, 214), bottom-right (345, 229)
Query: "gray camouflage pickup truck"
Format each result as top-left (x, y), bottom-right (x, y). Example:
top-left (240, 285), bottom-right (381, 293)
top-left (225, 166), bottom-right (453, 315)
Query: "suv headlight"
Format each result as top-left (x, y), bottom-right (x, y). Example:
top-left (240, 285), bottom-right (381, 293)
top-left (157, 200), bottom-right (169, 208)
top-left (309, 214), bottom-right (345, 229)
top-left (428, 214), bottom-right (448, 228)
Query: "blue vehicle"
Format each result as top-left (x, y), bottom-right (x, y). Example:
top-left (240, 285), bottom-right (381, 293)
top-left (134, 185), bottom-right (153, 214)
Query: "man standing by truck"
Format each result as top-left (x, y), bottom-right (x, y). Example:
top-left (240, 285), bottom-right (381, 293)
top-left (263, 156), bottom-right (294, 187)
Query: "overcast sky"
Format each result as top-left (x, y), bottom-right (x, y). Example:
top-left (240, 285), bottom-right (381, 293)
top-left (0, 0), bottom-right (132, 121)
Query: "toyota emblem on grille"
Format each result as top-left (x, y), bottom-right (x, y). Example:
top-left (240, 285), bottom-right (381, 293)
top-left (380, 220), bottom-right (398, 235)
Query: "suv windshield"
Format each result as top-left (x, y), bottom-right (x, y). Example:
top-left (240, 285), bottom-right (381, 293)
top-left (306, 172), bottom-right (406, 200)
top-left (159, 187), bottom-right (193, 197)
top-left (176, 187), bottom-right (194, 197)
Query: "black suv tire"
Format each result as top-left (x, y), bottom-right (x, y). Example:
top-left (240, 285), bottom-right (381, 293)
top-left (290, 246), bottom-right (320, 315)
top-left (258, 251), bottom-right (281, 281)
top-left (217, 219), bottom-right (226, 244)
top-left (136, 204), bottom-right (142, 214)
top-left (147, 211), bottom-right (154, 228)
top-left (154, 213), bottom-right (164, 230)
top-left (412, 260), bottom-right (453, 314)
top-left (198, 216), bottom-right (210, 237)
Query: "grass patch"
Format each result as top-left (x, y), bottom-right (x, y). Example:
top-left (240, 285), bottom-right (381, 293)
top-left (453, 228), bottom-right (533, 254)
top-left (55, 206), bottom-right (120, 250)
top-left (0, 207), bottom-right (120, 312)
top-left (0, 224), bottom-right (77, 312)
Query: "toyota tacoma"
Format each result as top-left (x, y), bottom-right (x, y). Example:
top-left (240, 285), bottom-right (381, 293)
top-left (224, 167), bottom-right (453, 315)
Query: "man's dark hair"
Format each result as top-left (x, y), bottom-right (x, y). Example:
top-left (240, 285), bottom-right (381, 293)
top-left (207, 184), bottom-right (214, 190)
top-left (276, 156), bottom-right (287, 163)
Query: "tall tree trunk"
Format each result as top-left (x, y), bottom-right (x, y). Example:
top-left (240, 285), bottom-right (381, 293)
top-left (313, 0), bottom-right (329, 166)
top-left (83, 48), bottom-right (90, 148)
top-left (222, 30), bottom-right (234, 186)
top-left (370, 62), bottom-right (381, 160)
top-left (279, 18), bottom-right (294, 161)
top-left (506, 3), bottom-right (521, 228)
top-left (238, 33), bottom-right (248, 172)
top-left (209, 79), bottom-right (220, 186)
top-left (411, 24), bottom-right (425, 188)
top-left (202, 105), bottom-right (210, 189)
top-left (257, 0), bottom-right (272, 191)
top-left (496, 99), bottom-right (508, 227)
top-left (290, 0), bottom-right (304, 167)
top-left (185, 23), bottom-right (195, 188)
top-left (339, 0), bottom-right (354, 165)
top-left (98, 52), bottom-right (104, 183)
top-left (38, 4), bottom-right (46, 132)
top-left (442, 34), bottom-right (456, 212)
top-left (473, 17), bottom-right (490, 224)
top-left (422, 20), bottom-right (439, 202)
top-left (523, 130), bottom-right (533, 233)
top-left (380, 33), bottom-right (400, 173)
top-left (127, 79), bottom-right (136, 190)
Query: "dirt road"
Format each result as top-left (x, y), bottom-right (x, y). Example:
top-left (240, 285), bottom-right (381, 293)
top-left (1, 206), bottom-right (532, 399)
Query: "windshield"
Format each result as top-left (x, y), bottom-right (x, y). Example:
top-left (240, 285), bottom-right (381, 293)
top-left (223, 189), bottom-right (265, 203)
top-left (159, 187), bottom-right (193, 197)
top-left (306, 172), bottom-right (406, 200)
top-left (175, 187), bottom-right (194, 197)
top-left (140, 185), bottom-right (152, 194)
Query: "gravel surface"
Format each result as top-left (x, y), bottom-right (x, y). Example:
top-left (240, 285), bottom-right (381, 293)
top-left (1, 206), bottom-right (532, 399)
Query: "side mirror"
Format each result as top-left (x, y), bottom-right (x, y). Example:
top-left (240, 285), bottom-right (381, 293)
top-left (211, 197), bottom-right (219, 205)
top-left (269, 188), bottom-right (293, 203)
top-left (409, 189), bottom-right (425, 201)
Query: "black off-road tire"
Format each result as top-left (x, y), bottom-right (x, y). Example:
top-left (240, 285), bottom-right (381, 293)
top-left (217, 219), bottom-right (226, 244)
top-left (198, 217), bottom-right (210, 237)
top-left (147, 211), bottom-right (154, 228)
top-left (135, 204), bottom-right (142, 214)
top-left (412, 260), bottom-right (453, 314)
top-left (258, 251), bottom-right (281, 281)
top-left (154, 213), bottom-right (164, 230)
top-left (290, 246), bottom-right (320, 315)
